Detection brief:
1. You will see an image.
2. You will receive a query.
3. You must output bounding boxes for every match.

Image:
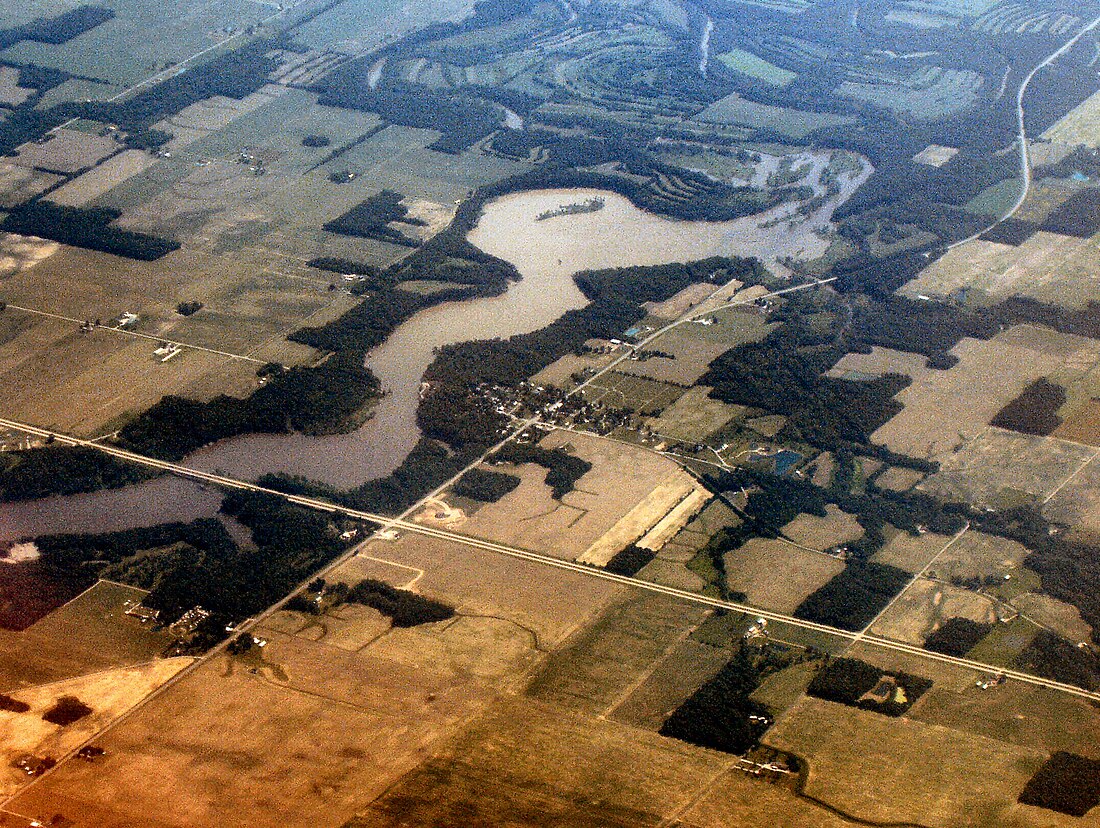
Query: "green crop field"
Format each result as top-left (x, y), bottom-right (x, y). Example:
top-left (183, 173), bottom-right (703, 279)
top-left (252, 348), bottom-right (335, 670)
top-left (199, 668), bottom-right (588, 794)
top-left (2, 0), bottom-right (268, 86)
top-left (718, 49), bottom-right (798, 87)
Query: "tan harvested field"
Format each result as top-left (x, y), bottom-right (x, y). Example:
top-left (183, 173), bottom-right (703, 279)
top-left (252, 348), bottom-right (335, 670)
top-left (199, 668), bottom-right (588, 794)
top-left (921, 428), bottom-right (1095, 509)
top-left (809, 451), bottom-right (834, 486)
top-left (350, 534), bottom-right (618, 648)
top-left (0, 581), bottom-right (174, 691)
top-left (826, 345), bottom-right (927, 380)
top-left (723, 539), bottom-right (845, 614)
top-left (682, 769), bottom-right (854, 828)
top-left (637, 486), bottom-right (711, 552)
top-left (927, 531), bottom-right (1031, 583)
top-left (531, 350), bottom-right (617, 389)
top-left (528, 591), bottom-right (711, 716)
top-left (1054, 397), bottom-right (1100, 446)
top-left (0, 164), bottom-right (61, 208)
top-left (46, 149), bottom-right (159, 207)
top-left (0, 66), bottom-right (31, 107)
top-left (460, 430), bottom-right (685, 560)
top-left (0, 658), bottom-right (189, 799)
top-left (872, 530), bottom-right (952, 572)
top-left (870, 327), bottom-right (1100, 461)
top-left (766, 696), bottom-right (1052, 828)
top-left (581, 370), bottom-right (685, 413)
top-left (912, 144), bottom-right (959, 167)
top-left (0, 240), bottom-right (357, 433)
top-left (1042, 453), bottom-right (1100, 533)
top-left (912, 679), bottom-right (1100, 758)
top-left (900, 230), bottom-right (1100, 310)
top-left (874, 464), bottom-right (926, 491)
top-left (7, 628), bottom-right (507, 828)
top-left (648, 385), bottom-right (746, 441)
top-left (0, 319), bottom-right (254, 435)
top-left (1011, 179), bottom-right (1081, 225)
top-left (869, 578), bottom-right (998, 645)
top-left (579, 469), bottom-right (701, 564)
top-left (619, 327), bottom-right (733, 385)
top-left (0, 231), bottom-right (59, 276)
top-left (11, 129), bottom-right (118, 175)
top-left (1011, 592), bottom-right (1092, 642)
top-left (605, 638), bottom-right (727, 729)
top-left (348, 695), bottom-right (733, 828)
top-left (1042, 87), bottom-right (1100, 146)
top-left (779, 505), bottom-right (863, 551)
top-left (642, 282), bottom-right (717, 319)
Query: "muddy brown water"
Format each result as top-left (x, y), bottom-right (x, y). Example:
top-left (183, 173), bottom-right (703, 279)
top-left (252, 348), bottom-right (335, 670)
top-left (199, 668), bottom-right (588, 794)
top-left (0, 170), bottom-right (869, 536)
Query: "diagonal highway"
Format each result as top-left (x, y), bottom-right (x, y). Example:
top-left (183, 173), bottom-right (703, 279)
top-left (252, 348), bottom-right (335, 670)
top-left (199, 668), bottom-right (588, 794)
top-left (2, 413), bottom-right (1098, 702)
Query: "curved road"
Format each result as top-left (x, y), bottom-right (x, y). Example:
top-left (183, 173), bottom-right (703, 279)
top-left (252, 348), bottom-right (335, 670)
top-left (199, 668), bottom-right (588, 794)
top-left (947, 13), bottom-right (1100, 251)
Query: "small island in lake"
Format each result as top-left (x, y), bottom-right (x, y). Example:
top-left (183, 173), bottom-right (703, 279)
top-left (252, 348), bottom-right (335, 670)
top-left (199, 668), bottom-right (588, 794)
top-left (535, 196), bottom-right (605, 221)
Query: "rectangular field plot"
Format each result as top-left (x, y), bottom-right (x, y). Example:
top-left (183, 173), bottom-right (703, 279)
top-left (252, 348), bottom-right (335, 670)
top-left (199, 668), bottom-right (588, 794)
top-left (723, 538), bottom-right (846, 614)
top-left (618, 328), bottom-right (733, 386)
top-left (693, 94), bottom-right (855, 140)
top-left (648, 385), bottom-right (746, 442)
top-left (1042, 454), bottom-right (1100, 535)
top-left (1, 0), bottom-right (269, 86)
top-left (1043, 87), bottom-right (1100, 148)
top-left (527, 591), bottom-right (711, 716)
top-left (868, 578), bottom-right (998, 646)
top-left (921, 428), bottom-right (1096, 510)
top-left (869, 327), bottom-right (1100, 462)
top-left (0, 580), bottom-right (173, 691)
top-left (448, 430), bottom-right (687, 561)
top-left (900, 228), bottom-right (1100, 310)
top-left (767, 696), bottom-right (1047, 828)
top-left (581, 371), bottom-right (686, 414)
top-left (353, 694), bottom-right (730, 828)
top-left (911, 679), bottom-right (1100, 759)
top-left (717, 49), bottom-right (797, 87)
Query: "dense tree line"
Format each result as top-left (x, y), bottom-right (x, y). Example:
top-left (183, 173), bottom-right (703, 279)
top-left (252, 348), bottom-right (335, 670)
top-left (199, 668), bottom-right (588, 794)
top-left (0, 445), bottom-right (153, 501)
top-left (794, 561), bottom-right (910, 631)
top-left (806, 656), bottom-right (931, 716)
top-left (1, 203), bottom-right (179, 261)
top-left (323, 190), bottom-right (426, 247)
top-left (118, 351), bottom-right (378, 460)
top-left (923, 617), bottom-right (992, 657)
top-left (491, 444), bottom-right (591, 500)
top-left (289, 288), bottom-right (462, 353)
top-left (314, 77), bottom-right (503, 154)
top-left (42, 695), bottom-right (92, 726)
top-left (658, 645), bottom-right (772, 754)
top-left (34, 518), bottom-right (230, 572)
top-left (603, 544), bottom-right (656, 577)
top-left (0, 6), bottom-right (113, 50)
top-left (451, 468), bottom-right (520, 502)
top-left (989, 378), bottom-right (1066, 435)
top-left (701, 322), bottom-right (910, 450)
top-left (1014, 630), bottom-right (1100, 691)
top-left (342, 578), bottom-right (455, 627)
top-left (1018, 752), bottom-right (1100, 817)
top-left (133, 491), bottom-right (358, 626)
top-left (65, 39), bottom-right (281, 146)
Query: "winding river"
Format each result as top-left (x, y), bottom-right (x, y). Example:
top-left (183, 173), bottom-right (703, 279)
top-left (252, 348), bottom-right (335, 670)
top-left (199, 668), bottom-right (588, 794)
top-left (0, 156), bottom-right (869, 542)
